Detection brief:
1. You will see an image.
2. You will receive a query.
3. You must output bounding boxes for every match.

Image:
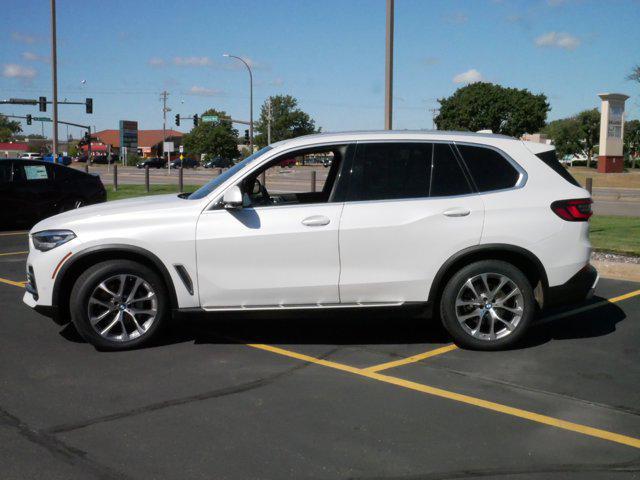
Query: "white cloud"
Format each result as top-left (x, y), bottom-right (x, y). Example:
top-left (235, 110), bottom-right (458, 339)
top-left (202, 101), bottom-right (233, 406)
top-left (22, 52), bottom-right (48, 62)
top-left (148, 57), bottom-right (165, 67)
top-left (453, 68), bottom-right (483, 84)
top-left (11, 32), bottom-right (36, 44)
top-left (269, 78), bottom-right (284, 86)
top-left (2, 64), bottom-right (37, 79)
top-left (173, 56), bottom-right (213, 67)
top-left (535, 31), bottom-right (580, 50)
top-left (187, 86), bottom-right (224, 96)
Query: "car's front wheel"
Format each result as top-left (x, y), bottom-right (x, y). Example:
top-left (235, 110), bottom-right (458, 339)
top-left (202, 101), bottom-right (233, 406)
top-left (69, 260), bottom-right (169, 350)
top-left (439, 260), bottom-right (535, 350)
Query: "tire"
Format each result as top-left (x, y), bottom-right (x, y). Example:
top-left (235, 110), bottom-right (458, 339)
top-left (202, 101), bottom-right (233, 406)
top-left (439, 260), bottom-right (535, 351)
top-left (69, 260), bottom-right (169, 350)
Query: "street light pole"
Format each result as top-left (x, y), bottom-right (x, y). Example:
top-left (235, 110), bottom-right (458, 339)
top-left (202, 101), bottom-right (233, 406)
top-left (384, 0), bottom-right (394, 130)
top-left (223, 54), bottom-right (253, 151)
top-left (50, 0), bottom-right (59, 156)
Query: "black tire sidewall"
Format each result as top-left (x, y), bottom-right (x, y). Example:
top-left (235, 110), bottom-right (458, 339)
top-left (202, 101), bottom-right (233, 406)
top-left (440, 260), bottom-right (535, 351)
top-left (70, 260), bottom-right (169, 350)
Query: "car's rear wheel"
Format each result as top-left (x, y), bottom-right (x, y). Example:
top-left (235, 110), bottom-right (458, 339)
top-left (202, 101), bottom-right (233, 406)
top-left (439, 260), bottom-right (535, 350)
top-left (70, 260), bottom-right (169, 350)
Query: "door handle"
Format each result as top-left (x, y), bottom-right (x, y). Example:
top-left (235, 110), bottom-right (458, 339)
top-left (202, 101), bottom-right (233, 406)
top-left (443, 207), bottom-right (471, 217)
top-left (302, 215), bottom-right (330, 227)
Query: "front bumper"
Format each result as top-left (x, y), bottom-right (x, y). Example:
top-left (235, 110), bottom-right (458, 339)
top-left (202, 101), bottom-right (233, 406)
top-left (545, 264), bottom-right (599, 309)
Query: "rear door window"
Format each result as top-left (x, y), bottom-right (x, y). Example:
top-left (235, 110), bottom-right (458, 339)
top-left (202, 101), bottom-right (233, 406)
top-left (457, 144), bottom-right (520, 192)
top-left (348, 143), bottom-right (431, 201)
top-left (430, 143), bottom-right (473, 197)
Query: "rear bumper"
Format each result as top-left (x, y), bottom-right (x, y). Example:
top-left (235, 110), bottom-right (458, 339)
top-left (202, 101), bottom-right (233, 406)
top-left (545, 264), bottom-right (598, 309)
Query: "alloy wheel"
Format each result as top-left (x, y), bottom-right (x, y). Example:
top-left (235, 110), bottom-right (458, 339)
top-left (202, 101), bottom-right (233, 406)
top-left (87, 274), bottom-right (158, 342)
top-left (454, 272), bottom-right (524, 341)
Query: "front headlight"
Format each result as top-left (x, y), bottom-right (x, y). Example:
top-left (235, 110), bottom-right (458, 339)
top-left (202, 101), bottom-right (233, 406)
top-left (32, 230), bottom-right (76, 252)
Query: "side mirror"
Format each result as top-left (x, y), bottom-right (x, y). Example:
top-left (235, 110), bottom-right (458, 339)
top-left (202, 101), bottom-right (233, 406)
top-left (222, 185), bottom-right (243, 209)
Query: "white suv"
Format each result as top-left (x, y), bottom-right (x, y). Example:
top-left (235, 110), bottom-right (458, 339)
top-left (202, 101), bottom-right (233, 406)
top-left (23, 131), bottom-right (597, 350)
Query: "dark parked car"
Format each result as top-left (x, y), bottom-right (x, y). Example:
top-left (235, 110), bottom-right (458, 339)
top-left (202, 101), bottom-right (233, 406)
top-left (136, 157), bottom-right (166, 169)
top-left (170, 157), bottom-right (199, 169)
top-left (0, 159), bottom-right (106, 228)
top-left (203, 157), bottom-right (234, 168)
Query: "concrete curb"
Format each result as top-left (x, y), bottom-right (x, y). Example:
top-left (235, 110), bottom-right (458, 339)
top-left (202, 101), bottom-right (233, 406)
top-left (592, 259), bottom-right (640, 282)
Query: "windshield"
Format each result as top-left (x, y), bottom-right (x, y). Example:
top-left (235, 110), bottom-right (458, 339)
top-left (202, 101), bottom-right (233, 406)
top-left (186, 146), bottom-right (272, 200)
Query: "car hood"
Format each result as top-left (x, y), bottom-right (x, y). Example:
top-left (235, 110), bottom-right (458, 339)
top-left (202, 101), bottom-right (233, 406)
top-left (31, 194), bottom-right (200, 233)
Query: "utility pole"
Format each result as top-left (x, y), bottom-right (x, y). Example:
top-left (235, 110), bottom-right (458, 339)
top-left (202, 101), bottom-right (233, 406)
top-left (267, 97), bottom-right (272, 145)
top-left (384, 0), bottom-right (394, 130)
top-left (160, 91), bottom-right (170, 173)
top-left (160, 90), bottom-right (169, 144)
top-left (50, 0), bottom-right (59, 156)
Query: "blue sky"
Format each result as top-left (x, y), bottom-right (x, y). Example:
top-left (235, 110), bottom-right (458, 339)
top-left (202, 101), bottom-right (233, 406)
top-left (1, 0), bottom-right (639, 139)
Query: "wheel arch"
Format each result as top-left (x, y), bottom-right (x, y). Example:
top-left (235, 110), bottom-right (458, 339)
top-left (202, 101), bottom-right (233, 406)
top-left (428, 244), bottom-right (549, 309)
top-left (53, 244), bottom-right (178, 323)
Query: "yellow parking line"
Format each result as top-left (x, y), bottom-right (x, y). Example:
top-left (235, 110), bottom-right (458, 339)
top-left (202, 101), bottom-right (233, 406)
top-left (0, 251), bottom-right (28, 257)
top-left (247, 342), bottom-right (640, 449)
top-left (363, 344), bottom-right (458, 373)
top-left (0, 231), bottom-right (28, 237)
top-left (609, 289), bottom-right (640, 303)
top-left (0, 277), bottom-right (26, 288)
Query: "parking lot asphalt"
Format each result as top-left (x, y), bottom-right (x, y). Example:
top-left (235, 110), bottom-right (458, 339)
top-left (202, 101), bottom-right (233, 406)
top-left (1, 231), bottom-right (639, 479)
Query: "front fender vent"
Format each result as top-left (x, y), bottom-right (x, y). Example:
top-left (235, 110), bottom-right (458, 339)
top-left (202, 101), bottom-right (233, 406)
top-left (173, 264), bottom-right (194, 296)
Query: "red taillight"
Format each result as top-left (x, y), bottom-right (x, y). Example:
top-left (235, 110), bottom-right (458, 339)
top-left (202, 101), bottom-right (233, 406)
top-left (551, 198), bottom-right (593, 221)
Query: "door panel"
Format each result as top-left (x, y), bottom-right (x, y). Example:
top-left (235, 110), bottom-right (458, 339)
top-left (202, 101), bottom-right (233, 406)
top-left (338, 196), bottom-right (484, 303)
top-left (337, 141), bottom-right (483, 304)
top-left (196, 203), bottom-right (343, 308)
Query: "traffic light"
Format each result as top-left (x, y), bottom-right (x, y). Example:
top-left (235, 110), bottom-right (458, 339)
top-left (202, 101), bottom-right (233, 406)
top-left (193, 114), bottom-right (199, 126)
top-left (84, 131), bottom-right (91, 142)
top-left (26, 114), bottom-right (32, 125)
top-left (85, 98), bottom-right (93, 114)
top-left (39, 96), bottom-right (47, 112)
top-left (175, 114), bottom-right (180, 126)
top-left (244, 129), bottom-right (249, 145)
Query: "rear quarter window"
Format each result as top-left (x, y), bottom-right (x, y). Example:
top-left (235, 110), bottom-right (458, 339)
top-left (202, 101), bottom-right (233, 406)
top-left (457, 144), bottom-right (520, 192)
top-left (535, 149), bottom-right (581, 187)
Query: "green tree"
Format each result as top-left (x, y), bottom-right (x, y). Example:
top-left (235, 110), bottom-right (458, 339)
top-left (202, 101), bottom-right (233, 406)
top-left (575, 109), bottom-right (600, 168)
top-left (182, 109), bottom-right (240, 159)
top-left (0, 114), bottom-right (22, 142)
top-left (628, 65), bottom-right (640, 84)
top-left (67, 143), bottom-right (79, 157)
top-left (625, 119), bottom-right (640, 168)
top-left (254, 95), bottom-right (319, 147)
top-left (434, 82), bottom-right (549, 138)
top-left (541, 118), bottom-right (582, 159)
